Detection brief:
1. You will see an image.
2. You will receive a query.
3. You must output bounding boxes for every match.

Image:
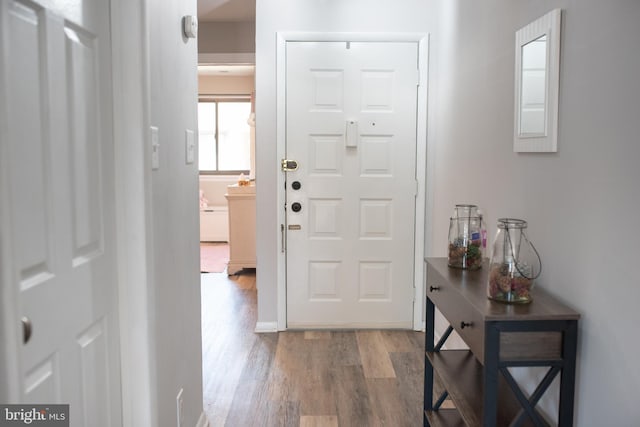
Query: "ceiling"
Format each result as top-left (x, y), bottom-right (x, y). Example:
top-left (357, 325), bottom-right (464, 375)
top-left (197, 0), bottom-right (255, 76)
top-left (197, 0), bottom-right (255, 22)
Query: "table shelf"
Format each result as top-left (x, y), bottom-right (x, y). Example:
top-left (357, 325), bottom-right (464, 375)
top-left (423, 258), bottom-right (579, 427)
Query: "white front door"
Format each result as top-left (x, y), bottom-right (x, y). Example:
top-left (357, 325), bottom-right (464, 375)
top-left (0, 0), bottom-right (122, 425)
top-left (285, 41), bottom-right (419, 328)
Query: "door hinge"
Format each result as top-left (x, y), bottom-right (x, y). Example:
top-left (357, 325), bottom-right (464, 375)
top-left (416, 69), bottom-right (421, 86)
top-left (414, 180), bottom-right (419, 196)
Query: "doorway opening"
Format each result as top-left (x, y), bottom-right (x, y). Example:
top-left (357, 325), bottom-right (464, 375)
top-left (197, 61), bottom-right (257, 422)
top-left (197, 64), bottom-right (255, 274)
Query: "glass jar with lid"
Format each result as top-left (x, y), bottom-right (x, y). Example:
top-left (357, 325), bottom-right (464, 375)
top-left (448, 204), bottom-right (484, 270)
top-left (487, 218), bottom-right (541, 304)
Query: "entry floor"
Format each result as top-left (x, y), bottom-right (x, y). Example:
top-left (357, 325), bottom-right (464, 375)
top-left (201, 271), bottom-right (426, 427)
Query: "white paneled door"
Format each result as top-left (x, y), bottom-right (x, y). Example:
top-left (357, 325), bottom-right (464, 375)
top-left (0, 1), bottom-right (122, 425)
top-left (285, 41), bottom-right (419, 328)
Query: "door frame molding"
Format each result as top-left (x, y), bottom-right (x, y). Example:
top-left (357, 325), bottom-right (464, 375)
top-left (111, 0), bottom-right (159, 426)
top-left (276, 32), bottom-right (430, 331)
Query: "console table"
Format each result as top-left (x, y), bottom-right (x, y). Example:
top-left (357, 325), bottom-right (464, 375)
top-left (424, 258), bottom-right (579, 426)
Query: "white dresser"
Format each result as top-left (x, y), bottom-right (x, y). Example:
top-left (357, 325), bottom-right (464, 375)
top-left (225, 184), bottom-right (256, 275)
top-left (199, 207), bottom-right (229, 242)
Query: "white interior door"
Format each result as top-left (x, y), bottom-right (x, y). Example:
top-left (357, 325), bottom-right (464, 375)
top-left (285, 41), bottom-right (419, 328)
top-left (0, 0), bottom-right (122, 425)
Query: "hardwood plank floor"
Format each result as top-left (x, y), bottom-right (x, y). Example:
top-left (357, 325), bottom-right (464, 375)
top-left (201, 271), bottom-right (426, 427)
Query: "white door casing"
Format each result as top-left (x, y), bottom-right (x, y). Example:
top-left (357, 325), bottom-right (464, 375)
top-left (0, 0), bottom-right (122, 425)
top-left (285, 40), bottom-right (421, 328)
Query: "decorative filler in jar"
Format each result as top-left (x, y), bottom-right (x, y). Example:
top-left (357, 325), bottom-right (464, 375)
top-left (448, 204), bottom-right (484, 270)
top-left (487, 218), bottom-right (541, 304)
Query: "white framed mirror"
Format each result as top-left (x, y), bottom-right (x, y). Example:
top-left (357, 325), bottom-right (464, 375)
top-left (514, 9), bottom-right (561, 152)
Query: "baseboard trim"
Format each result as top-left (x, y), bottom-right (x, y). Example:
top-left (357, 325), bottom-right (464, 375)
top-left (255, 321), bottom-right (423, 333)
top-left (254, 321), bottom-right (278, 333)
top-left (196, 411), bottom-right (208, 427)
top-left (287, 321), bottom-right (412, 329)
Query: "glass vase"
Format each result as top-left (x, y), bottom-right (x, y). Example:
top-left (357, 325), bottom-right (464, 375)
top-left (487, 218), bottom-right (541, 304)
top-left (448, 204), bottom-right (484, 270)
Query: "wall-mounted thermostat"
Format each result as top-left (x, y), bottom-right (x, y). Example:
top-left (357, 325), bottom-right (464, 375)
top-left (183, 15), bottom-right (198, 38)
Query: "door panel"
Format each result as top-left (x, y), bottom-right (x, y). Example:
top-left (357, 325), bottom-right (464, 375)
top-left (286, 41), bottom-right (419, 328)
top-left (1, 0), bottom-right (121, 424)
top-left (65, 23), bottom-right (104, 263)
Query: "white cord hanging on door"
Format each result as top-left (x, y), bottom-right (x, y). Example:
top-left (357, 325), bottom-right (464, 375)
top-left (346, 120), bottom-right (358, 148)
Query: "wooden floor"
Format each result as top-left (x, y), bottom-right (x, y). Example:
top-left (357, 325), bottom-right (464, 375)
top-left (201, 271), bottom-right (426, 427)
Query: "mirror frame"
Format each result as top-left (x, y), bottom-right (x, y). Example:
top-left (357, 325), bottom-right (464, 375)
top-left (514, 9), bottom-right (562, 152)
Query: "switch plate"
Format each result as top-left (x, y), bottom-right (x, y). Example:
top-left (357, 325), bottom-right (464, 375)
top-left (185, 129), bottom-right (195, 164)
top-left (183, 15), bottom-right (198, 38)
top-left (150, 126), bottom-right (159, 170)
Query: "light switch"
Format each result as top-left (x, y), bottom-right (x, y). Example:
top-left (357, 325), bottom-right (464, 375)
top-left (150, 126), bottom-right (159, 170)
top-left (183, 15), bottom-right (198, 38)
top-left (185, 129), bottom-right (195, 164)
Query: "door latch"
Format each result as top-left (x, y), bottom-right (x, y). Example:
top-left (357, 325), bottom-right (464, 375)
top-left (22, 316), bottom-right (32, 344)
top-left (281, 159), bottom-right (298, 172)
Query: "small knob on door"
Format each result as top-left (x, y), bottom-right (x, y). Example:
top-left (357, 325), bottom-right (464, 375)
top-left (291, 202), bottom-right (302, 212)
top-left (22, 316), bottom-right (32, 344)
top-left (291, 181), bottom-right (302, 190)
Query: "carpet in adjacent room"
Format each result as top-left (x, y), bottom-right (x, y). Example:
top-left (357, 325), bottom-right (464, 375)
top-left (200, 243), bottom-right (229, 273)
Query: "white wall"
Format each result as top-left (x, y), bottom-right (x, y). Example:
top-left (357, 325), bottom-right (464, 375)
top-left (198, 74), bottom-right (254, 95)
top-left (146, 0), bottom-right (203, 426)
top-left (256, 0), bottom-right (640, 425)
top-left (428, 0), bottom-right (640, 426)
top-left (424, 1), bottom-right (640, 425)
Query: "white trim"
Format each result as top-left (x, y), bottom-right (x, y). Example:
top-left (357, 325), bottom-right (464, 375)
top-left (288, 322), bottom-right (413, 330)
top-left (276, 33), bottom-right (288, 331)
top-left (111, 0), bottom-right (158, 426)
top-left (412, 34), bottom-right (429, 331)
top-left (255, 321), bottom-right (279, 333)
top-left (198, 53), bottom-right (255, 65)
top-left (196, 411), bottom-right (209, 427)
top-left (277, 32), bottom-right (431, 43)
top-left (276, 32), bottom-right (430, 331)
